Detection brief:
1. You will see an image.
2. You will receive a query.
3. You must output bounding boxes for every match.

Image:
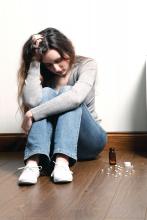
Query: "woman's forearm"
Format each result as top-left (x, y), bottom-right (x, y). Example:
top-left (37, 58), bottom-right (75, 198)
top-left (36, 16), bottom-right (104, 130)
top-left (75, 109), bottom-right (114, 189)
top-left (22, 61), bottom-right (43, 108)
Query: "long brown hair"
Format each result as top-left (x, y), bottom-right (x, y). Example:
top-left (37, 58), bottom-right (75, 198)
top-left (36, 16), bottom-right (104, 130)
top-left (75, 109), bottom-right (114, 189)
top-left (17, 27), bottom-right (75, 114)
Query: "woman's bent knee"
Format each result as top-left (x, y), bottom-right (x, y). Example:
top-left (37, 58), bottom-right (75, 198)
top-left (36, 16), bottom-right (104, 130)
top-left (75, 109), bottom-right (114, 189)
top-left (42, 86), bottom-right (72, 102)
top-left (42, 87), bottom-right (57, 102)
top-left (59, 85), bottom-right (72, 94)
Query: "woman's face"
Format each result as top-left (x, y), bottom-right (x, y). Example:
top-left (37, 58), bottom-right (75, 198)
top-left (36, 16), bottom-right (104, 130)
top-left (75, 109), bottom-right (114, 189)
top-left (42, 49), bottom-right (70, 76)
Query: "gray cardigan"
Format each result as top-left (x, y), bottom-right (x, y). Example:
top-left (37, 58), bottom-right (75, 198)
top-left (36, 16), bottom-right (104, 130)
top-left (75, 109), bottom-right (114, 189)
top-left (22, 56), bottom-right (99, 122)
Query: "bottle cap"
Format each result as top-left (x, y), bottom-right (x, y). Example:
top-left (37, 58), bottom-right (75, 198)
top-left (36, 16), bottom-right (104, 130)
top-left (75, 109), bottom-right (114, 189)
top-left (109, 147), bottom-right (115, 151)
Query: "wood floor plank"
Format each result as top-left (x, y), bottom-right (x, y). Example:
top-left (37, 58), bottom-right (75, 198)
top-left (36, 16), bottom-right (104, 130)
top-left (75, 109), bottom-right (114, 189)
top-left (24, 159), bottom-right (103, 219)
top-left (0, 150), bottom-right (146, 220)
top-left (105, 151), bottom-right (147, 219)
top-left (58, 150), bottom-right (135, 220)
top-left (0, 152), bottom-right (103, 219)
top-left (105, 218), bottom-right (143, 220)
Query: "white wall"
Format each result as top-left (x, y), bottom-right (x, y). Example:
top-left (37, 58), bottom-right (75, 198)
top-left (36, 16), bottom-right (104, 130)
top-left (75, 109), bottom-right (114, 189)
top-left (0, 0), bottom-right (147, 132)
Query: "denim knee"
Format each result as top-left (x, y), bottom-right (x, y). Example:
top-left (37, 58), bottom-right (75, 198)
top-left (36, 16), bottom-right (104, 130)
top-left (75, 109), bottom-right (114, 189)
top-left (41, 87), bottom-right (58, 103)
top-left (59, 85), bottom-right (72, 94)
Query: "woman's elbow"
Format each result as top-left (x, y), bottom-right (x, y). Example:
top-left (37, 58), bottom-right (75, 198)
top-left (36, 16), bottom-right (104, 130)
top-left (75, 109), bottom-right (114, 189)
top-left (22, 96), bottom-right (42, 108)
top-left (73, 95), bottom-right (84, 107)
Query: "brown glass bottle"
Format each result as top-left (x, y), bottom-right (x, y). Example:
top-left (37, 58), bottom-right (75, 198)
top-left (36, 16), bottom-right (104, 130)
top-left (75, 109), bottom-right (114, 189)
top-left (109, 147), bottom-right (116, 165)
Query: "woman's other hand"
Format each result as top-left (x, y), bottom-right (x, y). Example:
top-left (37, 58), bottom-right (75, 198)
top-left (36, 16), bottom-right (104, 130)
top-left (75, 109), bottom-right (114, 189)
top-left (21, 110), bottom-right (33, 134)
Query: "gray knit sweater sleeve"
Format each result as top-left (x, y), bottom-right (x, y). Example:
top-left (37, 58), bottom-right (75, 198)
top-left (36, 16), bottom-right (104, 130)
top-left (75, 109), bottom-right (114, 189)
top-left (22, 61), bottom-right (42, 107)
top-left (22, 59), bottom-right (97, 121)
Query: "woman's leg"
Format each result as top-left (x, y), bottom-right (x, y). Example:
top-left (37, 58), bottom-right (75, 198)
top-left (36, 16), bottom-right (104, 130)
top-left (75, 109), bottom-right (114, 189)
top-left (53, 87), bottom-right (106, 164)
top-left (24, 87), bottom-right (57, 163)
top-left (77, 104), bottom-right (107, 160)
top-left (53, 105), bottom-right (82, 160)
top-left (18, 87), bottom-right (58, 185)
top-left (51, 86), bottom-right (82, 182)
top-left (51, 86), bottom-right (106, 182)
top-left (52, 86), bottom-right (82, 161)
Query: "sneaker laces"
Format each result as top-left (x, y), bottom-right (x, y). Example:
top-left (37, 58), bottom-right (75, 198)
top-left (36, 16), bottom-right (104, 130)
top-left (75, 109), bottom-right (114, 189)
top-left (17, 165), bottom-right (42, 171)
top-left (52, 161), bottom-right (73, 174)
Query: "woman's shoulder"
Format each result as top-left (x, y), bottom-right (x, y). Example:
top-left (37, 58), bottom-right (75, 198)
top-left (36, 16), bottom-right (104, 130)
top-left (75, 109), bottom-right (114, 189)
top-left (73, 56), bottom-right (97, 69)
top-left (75, 55), bottom-right (96, 64)
top-left (70, 56), bottom-right (97, 79)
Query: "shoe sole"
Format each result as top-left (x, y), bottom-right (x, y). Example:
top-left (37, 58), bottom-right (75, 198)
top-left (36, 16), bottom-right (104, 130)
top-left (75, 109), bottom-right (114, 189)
top-left (53, 177), bottom-right (73, 183)
top-left (18, 180), bottom-right (37, 186)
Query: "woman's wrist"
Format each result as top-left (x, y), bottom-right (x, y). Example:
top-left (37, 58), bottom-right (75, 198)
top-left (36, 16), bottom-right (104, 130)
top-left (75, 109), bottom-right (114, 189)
top-left (25, 110), bottom-right (33, 119)
top-left (28, 61), bottom-right (40, 75)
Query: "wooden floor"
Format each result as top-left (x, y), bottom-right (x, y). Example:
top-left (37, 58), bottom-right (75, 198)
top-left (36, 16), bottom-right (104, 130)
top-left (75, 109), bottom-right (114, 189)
top-left (1, 150), bottom-right (147, 220)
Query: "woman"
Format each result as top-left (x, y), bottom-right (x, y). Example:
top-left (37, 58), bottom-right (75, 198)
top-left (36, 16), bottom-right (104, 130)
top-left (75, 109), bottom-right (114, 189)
top-left (17, 27), bottom-right (107, 185)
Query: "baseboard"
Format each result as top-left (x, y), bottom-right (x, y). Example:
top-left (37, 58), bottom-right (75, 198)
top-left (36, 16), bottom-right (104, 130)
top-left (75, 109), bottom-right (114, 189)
top-left (105, 132), bottom-right (147, 151)
top-left (0, 133), bottom-right (26, 151)
top-left (0, 132), bottom-right (147, 152)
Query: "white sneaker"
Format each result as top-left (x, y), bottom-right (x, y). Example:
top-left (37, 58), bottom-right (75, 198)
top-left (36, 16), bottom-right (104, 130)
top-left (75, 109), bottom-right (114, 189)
top-left (51, 163), bottom-right (73, 183)
top-left (18, 165), bottom-right (41, 185)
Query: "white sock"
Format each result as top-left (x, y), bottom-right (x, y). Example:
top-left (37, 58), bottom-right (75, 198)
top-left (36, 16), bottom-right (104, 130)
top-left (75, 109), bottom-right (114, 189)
top-left (26, 160), bottom-right (38, 167)
top-left (55, 157), bottom-right (69, 167)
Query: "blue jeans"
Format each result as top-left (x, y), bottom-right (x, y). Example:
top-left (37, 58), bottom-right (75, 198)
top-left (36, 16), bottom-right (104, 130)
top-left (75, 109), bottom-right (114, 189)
top-left (24, 86), bottom-right (107, 169)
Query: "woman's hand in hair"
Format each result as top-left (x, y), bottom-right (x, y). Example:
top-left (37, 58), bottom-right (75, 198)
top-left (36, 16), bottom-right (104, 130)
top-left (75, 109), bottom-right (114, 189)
top-left (32, 34), bottom-right (43, 48)
top-left (31, 34), bottom-right (44, 61)
top-left (21, 110), bottom-right (33, 134)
